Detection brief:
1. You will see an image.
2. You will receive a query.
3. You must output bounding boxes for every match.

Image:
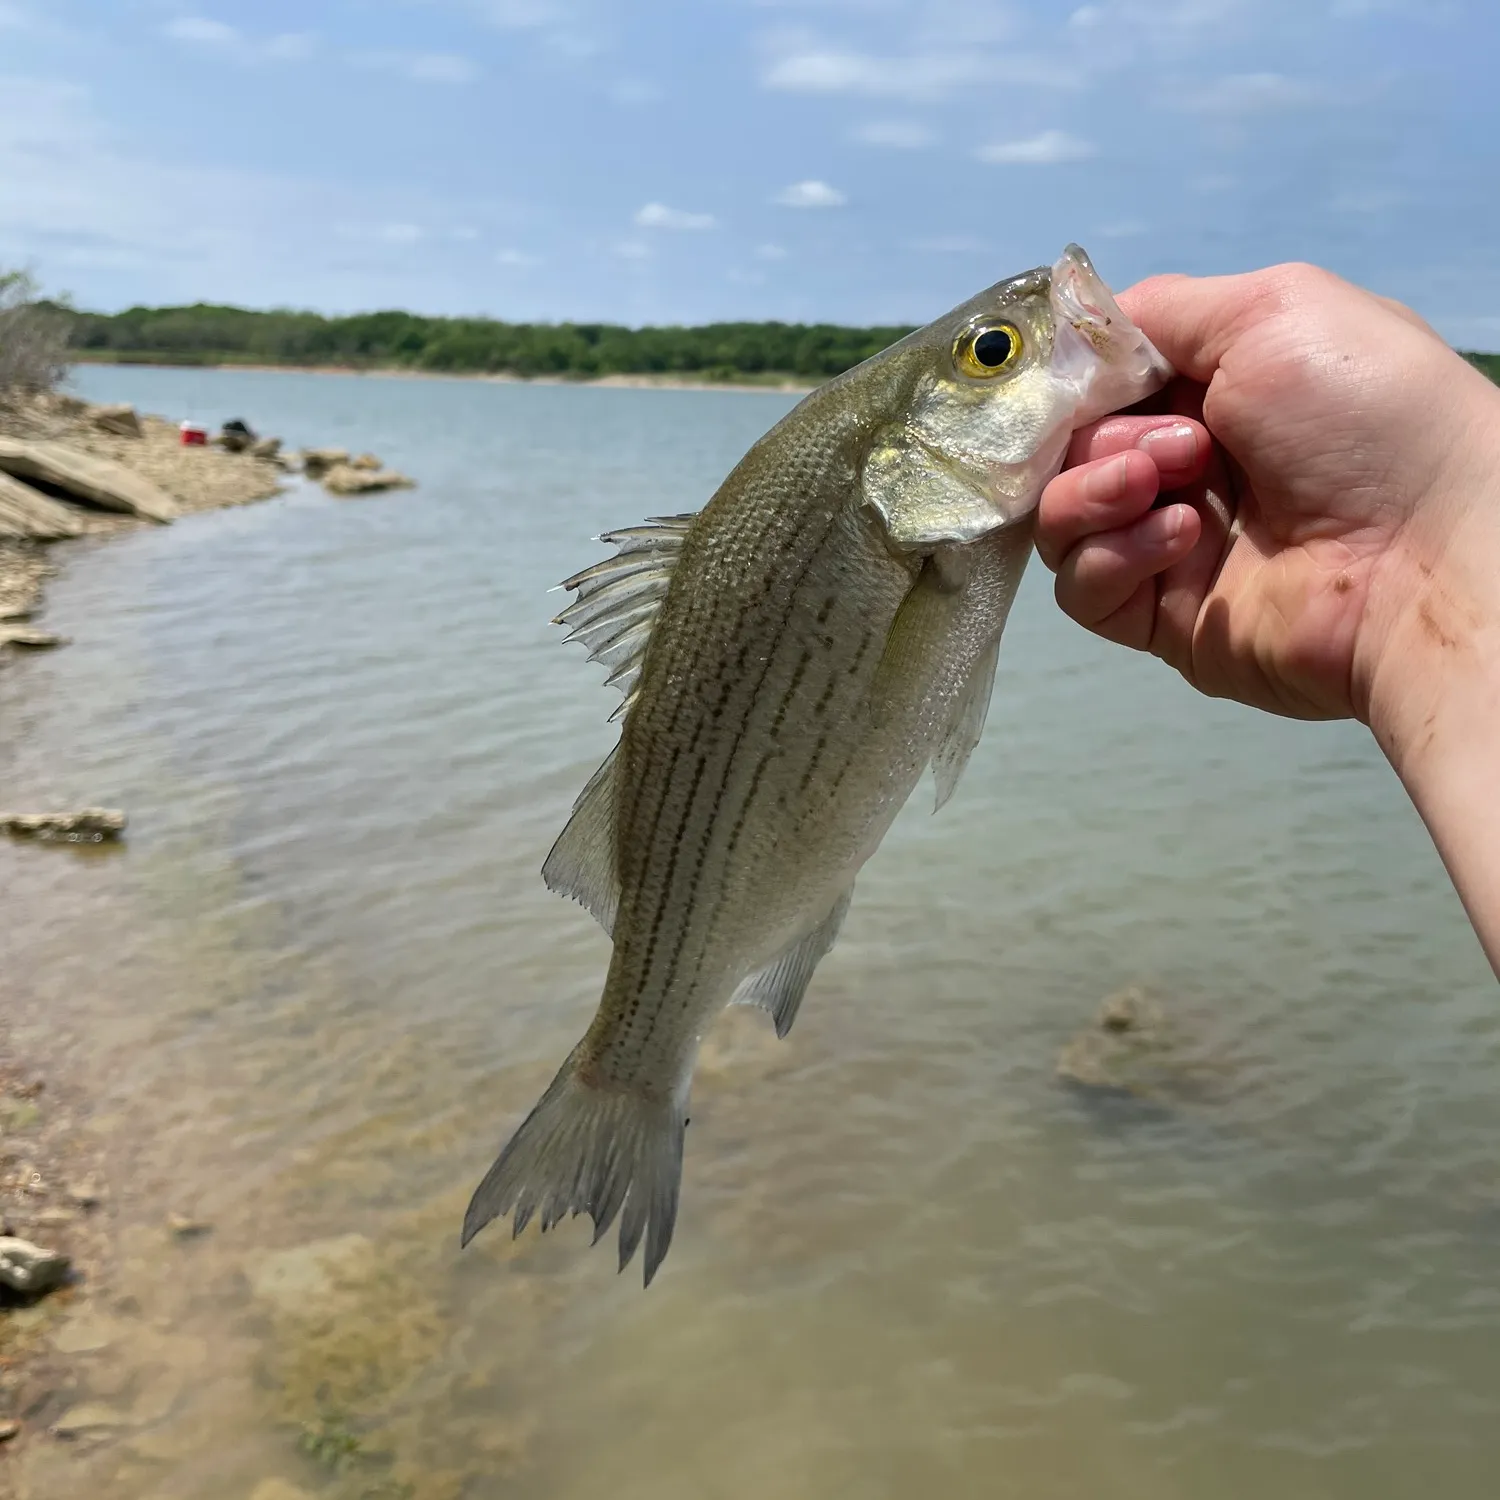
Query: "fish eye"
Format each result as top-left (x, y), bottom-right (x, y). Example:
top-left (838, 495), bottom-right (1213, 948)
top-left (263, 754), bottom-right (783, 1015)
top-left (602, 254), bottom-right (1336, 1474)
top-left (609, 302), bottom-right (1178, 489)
top-left (954, 321), bottom-right (1023, 379)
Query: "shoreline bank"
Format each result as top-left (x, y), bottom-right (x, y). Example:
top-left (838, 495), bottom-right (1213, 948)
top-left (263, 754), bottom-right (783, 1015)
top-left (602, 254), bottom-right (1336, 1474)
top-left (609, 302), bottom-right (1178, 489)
top-left (66, 357), bottom-right (816, 395)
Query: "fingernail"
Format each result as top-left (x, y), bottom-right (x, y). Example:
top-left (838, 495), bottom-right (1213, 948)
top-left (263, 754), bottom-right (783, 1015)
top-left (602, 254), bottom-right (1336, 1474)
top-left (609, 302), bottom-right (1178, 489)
top-left (1082, 453), bottom-right (1129, 504)
top-left (1138, 423), bottom-right (1198, 472)
top-left (1139, 506), bottom-right (1183, 546)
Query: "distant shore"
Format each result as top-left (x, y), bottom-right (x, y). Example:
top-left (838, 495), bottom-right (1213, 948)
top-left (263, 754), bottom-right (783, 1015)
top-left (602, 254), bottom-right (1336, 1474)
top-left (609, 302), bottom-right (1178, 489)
top-left (67, 355), bottom-right (817, 396)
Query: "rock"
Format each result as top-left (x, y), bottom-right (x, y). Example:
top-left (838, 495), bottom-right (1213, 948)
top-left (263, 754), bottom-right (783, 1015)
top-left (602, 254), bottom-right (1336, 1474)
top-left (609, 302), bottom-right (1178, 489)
top-left (89, 403), bottom-right (142, 438)
top-left (0, 439), bottom-right (177, 523)
top-left (249, 1480), bottom-right (317, 1500)
top-left (250, 1233), bottom-right (370, 1310)
top-left (0, 627), bottom-right (66, 649)
top-left (52, 1310), bottom-right (118, 1354)
top-left (349, 452), bottom-right (382, 470)
top-left (32, 1207), bottom-right (77, 1228)
top-left (0, 1419), bottom-right (18, 1442)
top-left (1098, 985), bottom-right (1162, 1034)
top-left (66, 1181), bottom-right (103, 1209)
top-left (0, 472), bottom-right (85, 541)
top-left (166, 1213), bottom-right (211, 1239)
top-left (322, 464), bottom-right (415, 496)
top-left (1056, 987), bottom-right (1224, 1104)
top-left (52, 1402), bottom-right (132, 1438)
top-left (0, 1236), bottom-right (71, 1296)
top-left (249, 436), bottom-right (282, 461)
top-left (0, 808), bottom-right (127, 842)
top-left (298, 447), bottom-right (349, 478)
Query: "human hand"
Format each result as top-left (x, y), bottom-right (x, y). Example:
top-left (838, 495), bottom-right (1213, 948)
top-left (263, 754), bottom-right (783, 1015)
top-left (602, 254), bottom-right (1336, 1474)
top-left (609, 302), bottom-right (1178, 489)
top-left (1036, 262), bottom-right (1500, 737)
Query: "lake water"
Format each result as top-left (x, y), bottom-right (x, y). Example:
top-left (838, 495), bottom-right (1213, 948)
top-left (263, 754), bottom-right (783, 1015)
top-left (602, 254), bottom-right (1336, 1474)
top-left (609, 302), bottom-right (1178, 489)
top-left (3, 365), bottom-right (1498, 1500)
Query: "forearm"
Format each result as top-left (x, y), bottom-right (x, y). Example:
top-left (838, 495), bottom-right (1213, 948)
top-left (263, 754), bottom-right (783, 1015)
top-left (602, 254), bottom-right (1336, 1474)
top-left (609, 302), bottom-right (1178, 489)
top-left (1364, 452), bottom-right (1500, 976)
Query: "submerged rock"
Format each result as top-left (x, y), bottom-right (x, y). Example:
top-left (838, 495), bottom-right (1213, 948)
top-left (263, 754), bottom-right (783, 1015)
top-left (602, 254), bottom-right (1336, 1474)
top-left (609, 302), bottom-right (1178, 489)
top-left (1056, 985), bottom-right (1220, 1103)
top-left (0, 1235), bottom-right (71, 1296)
top-left (0, 808), bottom-right (127, 842)
top-left (166, 1212), bottom-right (212, 1239)
top-left (52, 1402), bottom-right (133, 1439)
top-left (322, 464), bottom-right (415, 496)
top-left (0, 438), bottom-right (178, 523)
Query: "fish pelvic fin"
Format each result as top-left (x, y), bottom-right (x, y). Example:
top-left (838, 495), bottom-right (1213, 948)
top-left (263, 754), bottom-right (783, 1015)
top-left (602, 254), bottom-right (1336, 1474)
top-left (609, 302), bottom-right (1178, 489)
top-left (542, 746), bottom-right (622, 934)
top-left (932, 632), bottom-right (1001, 812)
top-left (461, 1046), bottom-right (688, 1287)
top-left (731, 884), bottom-right (854, 1039)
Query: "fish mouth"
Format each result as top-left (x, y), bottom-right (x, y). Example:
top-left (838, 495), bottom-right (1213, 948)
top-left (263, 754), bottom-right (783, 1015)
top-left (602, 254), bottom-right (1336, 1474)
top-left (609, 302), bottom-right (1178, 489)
top-left (1049, 243), bottom-right (1173, 422)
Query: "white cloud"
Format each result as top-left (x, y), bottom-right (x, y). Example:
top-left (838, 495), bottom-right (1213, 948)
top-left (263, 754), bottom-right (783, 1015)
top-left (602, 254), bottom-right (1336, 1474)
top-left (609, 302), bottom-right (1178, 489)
top-left (610, 79), bottom-right (660, 105)
top-left (634, 202), bottom-right (716, 231)
top-left (754, 243), bottom-right (788, 260)
top-left (762, 47), bottom-right (1074, 102)
top-left (1181, 72), bottom-right (1321, 113)
top-left (852, 119), bottom-right (936, 149)
top-left (496, 248), bottom-right (540, 266)
top-left (774, 180), bottom-right (847, 208)
top-left (263, 32), bottom-right (315, 62)
top-left (353, 50), bottom-right (479, 84)
top-left (164, 16), bottom-right (240, 47)
top-left (977, 130), bottom-right (1095, 164)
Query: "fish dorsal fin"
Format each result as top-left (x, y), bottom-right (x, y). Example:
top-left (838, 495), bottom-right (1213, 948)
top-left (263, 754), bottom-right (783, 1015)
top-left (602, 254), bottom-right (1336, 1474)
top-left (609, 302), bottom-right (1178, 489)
top-left (541, 746), bottom-right (622, 933)
top-left (730, 885), bottom-right (855, 1038)
top-left (554, 513), bottom-right (695, 720)
top-left (932, 632), bottom-right (1002, 812)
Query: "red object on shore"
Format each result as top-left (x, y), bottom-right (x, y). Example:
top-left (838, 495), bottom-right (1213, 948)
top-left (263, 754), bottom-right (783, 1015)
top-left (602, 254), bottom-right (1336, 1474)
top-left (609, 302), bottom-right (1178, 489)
top-left (179, 422), bottom-right (207, 447)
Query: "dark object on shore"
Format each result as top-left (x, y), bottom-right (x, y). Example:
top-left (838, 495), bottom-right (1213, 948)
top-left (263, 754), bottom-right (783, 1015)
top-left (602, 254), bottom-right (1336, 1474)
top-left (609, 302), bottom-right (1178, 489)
top-left (1, 807), bottom-right (127, 842)
top-left (0, 1234), bottom-right (71, 1296)
top-left (218, 418), bottom-right (256, 453)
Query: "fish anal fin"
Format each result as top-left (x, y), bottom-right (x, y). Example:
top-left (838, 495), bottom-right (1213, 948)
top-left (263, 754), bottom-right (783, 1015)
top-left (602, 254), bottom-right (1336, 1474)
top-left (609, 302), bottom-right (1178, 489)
top-left (731, 885), bottom-right (855, 1039)
top-left (541, 747), bottom-right (622, 934)
top-left (932, 632), bottom-right (1002, 812)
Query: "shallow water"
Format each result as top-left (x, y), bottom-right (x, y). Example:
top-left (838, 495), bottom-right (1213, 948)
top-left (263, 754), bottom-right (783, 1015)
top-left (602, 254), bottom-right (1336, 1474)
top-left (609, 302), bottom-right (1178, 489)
top-left (2, 365), bottom-right (1498, 1499)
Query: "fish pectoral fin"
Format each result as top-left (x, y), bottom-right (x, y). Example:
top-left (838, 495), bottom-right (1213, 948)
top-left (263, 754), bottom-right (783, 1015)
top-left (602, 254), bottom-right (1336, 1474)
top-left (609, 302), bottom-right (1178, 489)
top-left (730, 884), bottom-right (855, 1039)
top-left (541, 747), bottom-right (622, 933)
top-left (932, 631), bottom-right (1002, 812)
top-left (554, 513), bottom-right (695, 719)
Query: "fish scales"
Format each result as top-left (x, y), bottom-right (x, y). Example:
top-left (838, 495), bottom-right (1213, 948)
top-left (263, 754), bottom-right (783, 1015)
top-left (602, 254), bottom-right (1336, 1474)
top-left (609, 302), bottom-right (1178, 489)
top-left (462, 245), bottom-right (1173, 1283)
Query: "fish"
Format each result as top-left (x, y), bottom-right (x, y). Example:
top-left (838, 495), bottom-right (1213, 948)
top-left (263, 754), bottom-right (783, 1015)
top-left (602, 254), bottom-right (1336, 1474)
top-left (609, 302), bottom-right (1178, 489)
top-left (462, 244), bottom-right (1172, 1284)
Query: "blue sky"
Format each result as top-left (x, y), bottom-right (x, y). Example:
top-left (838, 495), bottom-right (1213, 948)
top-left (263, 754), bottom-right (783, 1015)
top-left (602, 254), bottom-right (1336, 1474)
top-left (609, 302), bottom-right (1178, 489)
top-left (2, 0), bottom-right (1497, 347)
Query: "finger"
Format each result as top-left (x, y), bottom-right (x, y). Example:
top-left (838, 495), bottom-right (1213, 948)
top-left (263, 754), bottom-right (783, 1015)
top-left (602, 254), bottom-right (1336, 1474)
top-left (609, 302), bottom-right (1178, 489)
top-left (1036, 449), bottom-right (1161, 572)
top-left (1152, 450), bottom-right (1241, 674)
top-left (1053, 504), bottom-right (1202, 632)
top-left (1062, 415), bottom-right (1210, 482)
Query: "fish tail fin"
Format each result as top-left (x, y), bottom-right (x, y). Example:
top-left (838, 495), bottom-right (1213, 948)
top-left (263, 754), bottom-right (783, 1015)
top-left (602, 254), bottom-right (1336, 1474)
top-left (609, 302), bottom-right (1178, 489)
top-left (460, 1046), bottom-right (687, 1287)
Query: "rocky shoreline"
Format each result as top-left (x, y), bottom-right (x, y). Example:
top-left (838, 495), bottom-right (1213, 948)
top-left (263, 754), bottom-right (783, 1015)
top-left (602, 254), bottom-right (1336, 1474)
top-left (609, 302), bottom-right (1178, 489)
top-left (0, 392), bottom-right (414, 662)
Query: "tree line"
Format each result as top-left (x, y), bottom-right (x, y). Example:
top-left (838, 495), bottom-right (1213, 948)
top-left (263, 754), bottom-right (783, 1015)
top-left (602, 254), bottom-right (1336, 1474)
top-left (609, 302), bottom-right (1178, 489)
top-left (57, 302), bottom-right (920, 381)
top-left (28, 295), bottom-right (1500, 387)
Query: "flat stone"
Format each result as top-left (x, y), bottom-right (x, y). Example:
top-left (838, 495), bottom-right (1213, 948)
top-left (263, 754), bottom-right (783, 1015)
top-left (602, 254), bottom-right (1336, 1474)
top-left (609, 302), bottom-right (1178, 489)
top-left (249, 1480), bottom-right (317, 1500)
top-left (53, 1310), bottom-right (118, 1354)
top-left (249, 436), bottom-right (282, 460)
top-left (0, 438), bottom-right (177, 523)
top-left (0, 1235), bottom-right (70, 1295)
top-left (250, 1233), bottom-right (369, 1310)
top-left (1, 808), bottom-right (127, 842)
top-left (89, 403), bottom-right (142, 438)
top-left (322, 464), bottom-right (415, 495)
top-left (52, 1401), bottom-right (133, 1438)
top-left (349, 452), bottom-right (382, 470)
top-left (0, 472), bottom-right (85, 541)
top-left (166, 1213), bottom-right (212, 1239)
top-left (31, 1207), bottom-right (77, 1227)
top-left (0, 627), bottom-right (66, 649)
